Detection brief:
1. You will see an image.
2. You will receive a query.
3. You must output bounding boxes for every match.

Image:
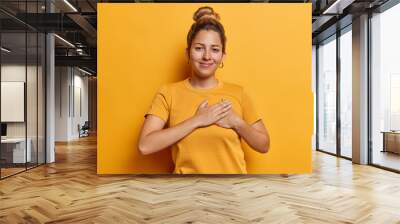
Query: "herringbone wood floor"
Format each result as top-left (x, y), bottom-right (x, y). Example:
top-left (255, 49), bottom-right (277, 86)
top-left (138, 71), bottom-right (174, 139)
top-left (1, 135), bottom-right (400, 224)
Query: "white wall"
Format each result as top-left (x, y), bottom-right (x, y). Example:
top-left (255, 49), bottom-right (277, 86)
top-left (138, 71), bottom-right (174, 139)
top-left (1, 65), bottom-right (38, 138)
top-left (55, 67), bottom-right (89, 141)
top-left (1, 63), bottom-right (46, 164)
top-left (55, 67), bottom-right (70, 141)
top-left (72, 73), bottom-right (89, 138)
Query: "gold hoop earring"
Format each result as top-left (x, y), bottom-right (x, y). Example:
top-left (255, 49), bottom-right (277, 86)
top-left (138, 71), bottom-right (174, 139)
top-left (219, 62), bottom-right (224, 68)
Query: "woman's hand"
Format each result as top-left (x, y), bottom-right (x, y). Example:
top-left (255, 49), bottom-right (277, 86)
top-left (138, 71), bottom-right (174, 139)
top-left (192, 100), bottom-right (232, 128)
top-left (215, 107), bottom-right (243, 130)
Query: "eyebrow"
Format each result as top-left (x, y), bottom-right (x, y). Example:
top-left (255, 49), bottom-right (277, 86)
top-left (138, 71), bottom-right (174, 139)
top-left (194, 43), bottom-right (221, 47)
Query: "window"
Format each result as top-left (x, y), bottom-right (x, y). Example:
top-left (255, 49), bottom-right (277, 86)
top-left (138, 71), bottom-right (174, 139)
top-left (371, 2), bottom-right (400, 171)
top-left (317, 35), bottom-right (337, 154)
top-left (339, 27), bottom-right (352, 158)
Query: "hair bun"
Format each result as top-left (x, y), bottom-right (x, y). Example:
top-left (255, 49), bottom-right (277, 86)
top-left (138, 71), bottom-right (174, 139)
top-left (193, 6), bottom-right (220, 22)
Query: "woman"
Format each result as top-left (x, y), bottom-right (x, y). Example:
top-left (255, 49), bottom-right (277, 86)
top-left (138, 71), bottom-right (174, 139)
top-left (138, 6), bottom-right (270, 174)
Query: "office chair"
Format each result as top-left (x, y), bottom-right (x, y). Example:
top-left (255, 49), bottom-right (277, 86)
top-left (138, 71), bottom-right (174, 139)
top-left (79, 121), bottom-right (90, 138)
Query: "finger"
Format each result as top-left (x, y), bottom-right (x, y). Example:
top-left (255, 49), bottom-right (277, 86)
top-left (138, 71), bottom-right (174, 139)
top-left (199, 99), bottom-right (208, 108)
top-left (212, 101), bottom-right (231, 111)
top-left (218, 104), bottom-right (232, 114)
top-left (215, 103), bottom-right (232, 113)
top-left (216, 110), bottom-right (230, 120)
top-left (215, 105), bottom-right (231, 116)
top-left (222, 104), bottom-right (232, 113)
top-left (212, 105), bottom-right (228, 116)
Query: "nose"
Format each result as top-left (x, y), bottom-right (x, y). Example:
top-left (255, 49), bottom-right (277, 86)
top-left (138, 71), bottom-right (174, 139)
top-left (203, 49), bottom-right (211, 60)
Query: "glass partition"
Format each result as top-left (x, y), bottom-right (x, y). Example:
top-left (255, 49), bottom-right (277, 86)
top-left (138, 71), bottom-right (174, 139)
top-left (371, 3), bottom-right (400, 171)
top-left (339, 27), bottom-right (352, 158)
top-left (317, 35), bottom-right (337, 154)
top-left (38, 32), bottom-right (45, 165)
top-left (1, 30), bottom-right (28, 177)
top-left (27, 30), bottom-right (38, 169)
top-left (0, 1), bottom-right (46, 179)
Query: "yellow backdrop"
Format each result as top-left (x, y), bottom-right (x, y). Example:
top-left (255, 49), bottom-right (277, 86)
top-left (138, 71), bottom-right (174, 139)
top-left (98, 3), bottom-right (312, 174)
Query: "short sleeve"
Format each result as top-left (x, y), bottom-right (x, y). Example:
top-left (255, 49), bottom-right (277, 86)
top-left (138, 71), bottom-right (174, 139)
top-left (241, 88), bottom-right (261, 125)
top-left (145, 85), bottom-right (171, 122)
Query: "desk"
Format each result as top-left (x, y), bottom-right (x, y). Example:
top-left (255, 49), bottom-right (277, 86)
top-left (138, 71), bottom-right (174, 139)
top-left (1, 138), bottom-right (31, 163)
top-left (381, 131), bottom-right (400, 154)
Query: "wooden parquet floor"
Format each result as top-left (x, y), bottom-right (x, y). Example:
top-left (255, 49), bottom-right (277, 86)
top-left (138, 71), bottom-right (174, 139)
top-left (1, 135), bottom-right (400, 224)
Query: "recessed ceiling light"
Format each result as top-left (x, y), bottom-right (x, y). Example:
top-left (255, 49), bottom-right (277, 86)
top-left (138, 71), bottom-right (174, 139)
top-left (77, 67), bottom-right (93, 76)
top-left (323, 0), bottom-right (355, 15)
top-left (1, 47), bottom-right (11, 53)
top-left (63, 0), bottom-right (78, 12)
top-left (54, 34), bottom-right (75, 48)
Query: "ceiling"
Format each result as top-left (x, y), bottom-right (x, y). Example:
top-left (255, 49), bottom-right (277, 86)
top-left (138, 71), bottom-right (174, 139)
top-left (0, 0), bottom-right (394, 75)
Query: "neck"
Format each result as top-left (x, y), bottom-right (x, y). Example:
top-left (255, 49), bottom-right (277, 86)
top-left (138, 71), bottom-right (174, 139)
top-left (188, 75), bottom-right (218, 89)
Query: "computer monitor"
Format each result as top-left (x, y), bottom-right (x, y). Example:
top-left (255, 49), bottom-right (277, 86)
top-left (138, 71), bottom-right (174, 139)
top-left (1, 123), bottom-right (7, 137)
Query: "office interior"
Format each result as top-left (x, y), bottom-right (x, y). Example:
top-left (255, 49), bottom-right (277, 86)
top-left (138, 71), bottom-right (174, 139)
top-left (0, 0), bottom-right (97, 179)
top-left (0, 0), bottom-right (399, 222)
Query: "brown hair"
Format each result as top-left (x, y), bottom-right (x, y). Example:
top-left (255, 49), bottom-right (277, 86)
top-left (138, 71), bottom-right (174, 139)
top-left (187, 6), bottom-right (227, 54)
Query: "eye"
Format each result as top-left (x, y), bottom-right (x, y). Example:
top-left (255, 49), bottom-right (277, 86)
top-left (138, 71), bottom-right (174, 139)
top-left (212, 48), bottom-right (220, 52)
top-left (194, 47), bottom-right (203, 51)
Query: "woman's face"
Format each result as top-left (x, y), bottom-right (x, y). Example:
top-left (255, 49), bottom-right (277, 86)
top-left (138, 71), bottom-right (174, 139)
top-left (188, 29), bottom-right (225, 79)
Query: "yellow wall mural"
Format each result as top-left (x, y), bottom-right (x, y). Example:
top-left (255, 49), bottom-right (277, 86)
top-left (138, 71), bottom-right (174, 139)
top-left (98, 3), bottom-right (312, 174)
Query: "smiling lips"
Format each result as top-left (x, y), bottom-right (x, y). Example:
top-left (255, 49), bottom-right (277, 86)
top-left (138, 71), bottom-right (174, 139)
top-left (199, 62), bottom-right (214, 69)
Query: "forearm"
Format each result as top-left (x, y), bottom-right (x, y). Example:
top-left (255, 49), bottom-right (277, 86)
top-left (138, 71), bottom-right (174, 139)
top-left (139, 117), bottom-right (200, 155)
top-left (234, 120), bottom-right (269, 153)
